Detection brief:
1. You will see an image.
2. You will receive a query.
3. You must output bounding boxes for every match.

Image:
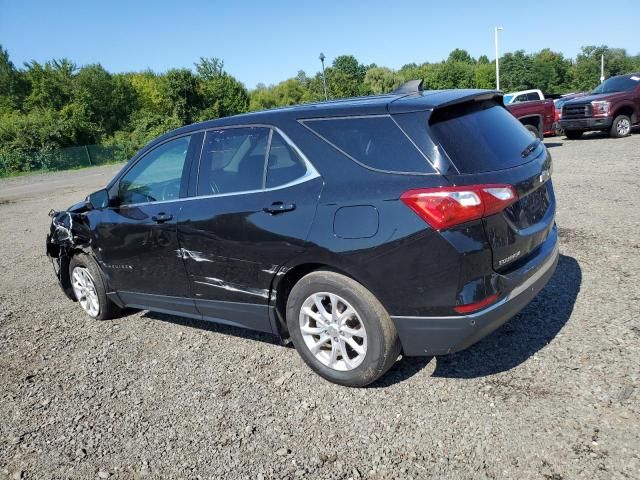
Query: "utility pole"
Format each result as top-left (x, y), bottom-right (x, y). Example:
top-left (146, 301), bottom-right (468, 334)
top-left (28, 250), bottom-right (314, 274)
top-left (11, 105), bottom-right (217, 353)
top-left (600, 54), bottom-right (605, 83)
top-left (495, 26), bottom-right (503, 90)
top-left (319, 52), bottom-right (328, 101)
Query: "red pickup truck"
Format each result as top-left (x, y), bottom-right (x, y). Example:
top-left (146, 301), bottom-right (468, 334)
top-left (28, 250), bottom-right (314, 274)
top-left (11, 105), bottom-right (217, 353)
top-left (505, 98), bottom-right (556, 139)
top-left (559, 73), bottom-right (640, 139)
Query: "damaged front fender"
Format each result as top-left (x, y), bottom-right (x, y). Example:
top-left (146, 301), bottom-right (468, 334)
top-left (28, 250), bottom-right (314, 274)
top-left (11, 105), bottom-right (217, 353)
top-left (47, 208), bottom-right (93, 252)
top-left (46, 207), bottom-right (95, 300)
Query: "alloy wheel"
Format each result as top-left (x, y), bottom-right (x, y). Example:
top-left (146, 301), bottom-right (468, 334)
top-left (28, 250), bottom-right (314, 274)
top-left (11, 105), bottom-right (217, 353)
top-left (617, 118), bottom-right (631, 136)
top-left (71, 266), bottom-right (100, 317)
top-left (299, 292), bottom-right (367, 371)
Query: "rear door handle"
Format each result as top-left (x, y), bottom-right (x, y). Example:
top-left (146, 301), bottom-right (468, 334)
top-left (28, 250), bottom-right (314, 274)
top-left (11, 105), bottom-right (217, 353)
top-left (151, 213), bottom-right (173, 223)
top-left (263, 202), bottom-right (296, 214)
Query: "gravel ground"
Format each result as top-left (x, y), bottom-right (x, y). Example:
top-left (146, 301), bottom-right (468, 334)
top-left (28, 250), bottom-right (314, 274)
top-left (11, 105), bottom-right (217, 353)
top-left (1, 132), bottom-right (639, 479)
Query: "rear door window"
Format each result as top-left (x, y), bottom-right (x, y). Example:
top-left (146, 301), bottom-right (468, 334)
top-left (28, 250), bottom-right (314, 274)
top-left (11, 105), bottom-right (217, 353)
top-left (265, 132), bottom-right (308, 188)
top-left (429, 101), bottom-right (540, 173)
top-left (301, 116), bottom-right (434, 174)
top-left (197, 127), bottom-right (269, 195)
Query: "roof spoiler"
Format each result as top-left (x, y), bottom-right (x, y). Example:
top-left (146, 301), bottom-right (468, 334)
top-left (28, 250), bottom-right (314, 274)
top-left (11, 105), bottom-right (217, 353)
top-left (388, 89), bottom-right (504, 114)
top-left (392, 79), bottom-right (423, 95)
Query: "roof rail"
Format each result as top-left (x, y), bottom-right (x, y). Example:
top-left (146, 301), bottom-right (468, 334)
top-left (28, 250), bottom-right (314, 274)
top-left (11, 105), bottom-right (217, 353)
top-left (391, 79), bottom-right (423, 95)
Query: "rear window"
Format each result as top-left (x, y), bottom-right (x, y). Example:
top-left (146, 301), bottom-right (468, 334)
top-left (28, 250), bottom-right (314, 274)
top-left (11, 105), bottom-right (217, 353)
top-left (301, 116), bottom-right (434, 174)
top-left (429, 101), bottom-right (540, 173)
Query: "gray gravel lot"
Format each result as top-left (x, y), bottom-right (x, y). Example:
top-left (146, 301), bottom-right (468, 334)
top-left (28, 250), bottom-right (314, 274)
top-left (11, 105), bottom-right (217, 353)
top-left (1, 132), bottom-right (639, 479)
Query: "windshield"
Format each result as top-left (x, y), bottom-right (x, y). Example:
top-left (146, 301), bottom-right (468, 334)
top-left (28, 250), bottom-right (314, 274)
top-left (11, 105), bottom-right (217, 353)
top-left (592, 75), bottom-right (640, 94)
top-left (503, 95), bottom-right (513, 104)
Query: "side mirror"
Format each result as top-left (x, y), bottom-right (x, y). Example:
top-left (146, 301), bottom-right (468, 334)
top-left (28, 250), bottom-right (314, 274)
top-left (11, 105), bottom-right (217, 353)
top-left (86, 189), bottom-right (110, 210)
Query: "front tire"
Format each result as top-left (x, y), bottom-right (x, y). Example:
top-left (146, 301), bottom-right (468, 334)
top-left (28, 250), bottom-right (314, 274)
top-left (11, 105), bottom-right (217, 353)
top-left (286, 270), bottom-right (401, 387)
top-left (565, 129), bottom-right (584, 140)
top-left (69, 253), bottom-right (121, 320)
top-left (610, 115), bottom-right (631, 138)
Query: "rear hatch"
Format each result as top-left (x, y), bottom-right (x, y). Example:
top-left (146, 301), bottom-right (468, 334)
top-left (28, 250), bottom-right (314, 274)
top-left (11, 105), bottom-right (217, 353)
top-left (426, 98), bottom-right (555, 271)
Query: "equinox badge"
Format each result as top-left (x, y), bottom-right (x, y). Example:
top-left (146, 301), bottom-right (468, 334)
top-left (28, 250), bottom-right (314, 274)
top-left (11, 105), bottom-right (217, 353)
top-left (498, 250), bottom-right (521, 266)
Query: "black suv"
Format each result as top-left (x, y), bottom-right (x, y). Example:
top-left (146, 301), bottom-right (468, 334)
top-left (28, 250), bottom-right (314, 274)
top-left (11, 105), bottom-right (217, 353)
top-left (47, 82), bottom-right (558, 387)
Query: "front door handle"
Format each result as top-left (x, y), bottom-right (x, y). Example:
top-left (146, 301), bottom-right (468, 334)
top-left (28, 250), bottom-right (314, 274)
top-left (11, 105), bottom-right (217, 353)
top-left (263, 201), bottom-right (296, 214)
top-left (151, 212), bottom-right (173, 223)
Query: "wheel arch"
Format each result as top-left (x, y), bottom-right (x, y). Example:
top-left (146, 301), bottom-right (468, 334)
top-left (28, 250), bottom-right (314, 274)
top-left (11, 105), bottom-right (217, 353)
top-left (57, 245), bottom-right (99, 301)
top-left (270, 260), bottom-right (360, 337)
top-left (613, 104), bottom-right (637, 124)
top-left (518, 114), bottom-right (543, 132)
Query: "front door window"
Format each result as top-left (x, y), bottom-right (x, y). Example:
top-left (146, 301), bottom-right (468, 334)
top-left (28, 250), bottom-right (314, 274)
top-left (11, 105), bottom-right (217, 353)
top-left (119, 136), bottom-right (192, 205)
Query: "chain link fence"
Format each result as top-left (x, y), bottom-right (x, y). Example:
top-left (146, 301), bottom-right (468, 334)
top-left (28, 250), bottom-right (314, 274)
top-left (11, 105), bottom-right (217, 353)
top-left (0, 144), bottom-right (128, 178)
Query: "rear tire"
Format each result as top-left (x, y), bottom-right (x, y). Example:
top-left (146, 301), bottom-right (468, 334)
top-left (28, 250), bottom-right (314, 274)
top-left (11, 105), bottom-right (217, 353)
top-left (286, 270), bottom-right (401, 387)
top-left (69, 253), bottom-right (121, 320)
top-left (609, 115), bottom-right (631, 138)
top-left (525, 124), bottom-right (542, 140)
top-left (565, 130), bottom-right (584, 140)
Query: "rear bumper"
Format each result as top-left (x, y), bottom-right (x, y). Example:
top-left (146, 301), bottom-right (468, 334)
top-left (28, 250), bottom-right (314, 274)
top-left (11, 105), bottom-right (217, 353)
top-left (560, 117), bottom-right (612, 131)
top-left (391, 227), bottom-right (559, 356)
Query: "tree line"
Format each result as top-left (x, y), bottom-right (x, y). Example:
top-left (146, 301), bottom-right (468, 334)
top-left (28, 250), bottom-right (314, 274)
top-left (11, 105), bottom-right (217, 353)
top-left (1, 44), bottom-right (639, 170)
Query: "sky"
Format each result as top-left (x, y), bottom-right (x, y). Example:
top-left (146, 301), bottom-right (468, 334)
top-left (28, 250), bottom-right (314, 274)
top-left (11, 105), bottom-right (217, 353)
top-left (1, 0), bottom-right (639, 89)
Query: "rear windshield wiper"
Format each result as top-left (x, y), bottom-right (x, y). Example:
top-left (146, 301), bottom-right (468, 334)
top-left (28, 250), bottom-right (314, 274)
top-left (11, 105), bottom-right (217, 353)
top-left (521, 139), bottom-right (541, 158)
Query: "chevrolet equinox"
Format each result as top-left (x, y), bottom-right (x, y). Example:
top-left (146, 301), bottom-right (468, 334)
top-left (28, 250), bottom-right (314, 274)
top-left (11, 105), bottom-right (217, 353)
top-left (47, 81), bottom-right (559, 387)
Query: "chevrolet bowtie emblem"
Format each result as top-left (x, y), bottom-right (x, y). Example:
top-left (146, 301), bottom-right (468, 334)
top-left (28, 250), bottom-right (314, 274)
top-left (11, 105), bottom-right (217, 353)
top-left (539, 169), bottom-right (551, 184)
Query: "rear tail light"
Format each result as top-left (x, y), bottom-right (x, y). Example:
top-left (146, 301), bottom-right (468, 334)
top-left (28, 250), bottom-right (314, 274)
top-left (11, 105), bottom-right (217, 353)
top-left (454, 293), bottom-right (500, 314)
top-left (400, 184), bottom-right (518, 230)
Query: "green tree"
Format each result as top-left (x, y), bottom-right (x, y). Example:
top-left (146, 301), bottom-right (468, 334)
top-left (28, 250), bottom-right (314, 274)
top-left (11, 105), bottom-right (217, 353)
top-left (72, 64), bottom-right (137, 138)
top-left (0, 106), bottom-right (99, 152)
top-left (529, 49), bottom-right (571, 93)
top-left (499, 50), bottom-right (534, 91)
top-left (249, 84), bottom-right (278, 111)
top-left (195, 57), bottom-right (225, 79)
top-left (249, 72), bottom-right (314, 112)
top-left (439, 61), bottom-right (476, 88)
top-left (475, 62), bottom-right (496, 89)
top-left (568, 45), bottom-right (637, 91)
top-left (126, 70), bottom-right (169, 115)
top-left (326, 55), bottom-right (369, 98)
top-left (364, 67), bottom-right (405, 94)
top-left (23, 58), bottom-right (76, 111)
top-left (0, 45), bottom-right (26, 112)
top-left (162, 68), bottom-right (199, 124)
top-left (448, 49), bottom-right (475, 64)
top-left (197, 73), bottom-right (249, 120)
top-left (195, 57), bottom-right (249, 120)
top-left (105, 111), bottom-right (182, 159)
top-left (3, 42), bottom-right (640, 176)
top-left (273, 78), bottom-right (308, 105)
